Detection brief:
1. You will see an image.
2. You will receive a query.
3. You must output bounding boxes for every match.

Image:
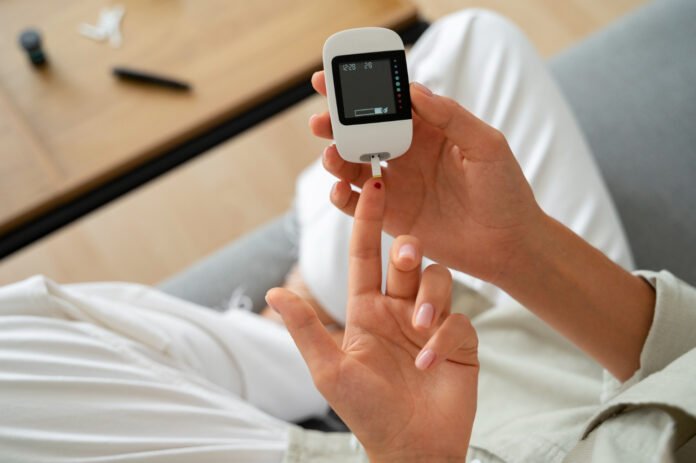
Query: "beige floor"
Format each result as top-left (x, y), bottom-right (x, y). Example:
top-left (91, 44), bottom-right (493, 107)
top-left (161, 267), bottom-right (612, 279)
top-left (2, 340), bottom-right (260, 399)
top-left (0, 0), bottom-right (647, 286)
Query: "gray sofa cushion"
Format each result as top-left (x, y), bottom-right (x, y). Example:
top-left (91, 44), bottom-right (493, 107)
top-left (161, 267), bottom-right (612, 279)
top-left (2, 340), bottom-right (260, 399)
top-left (550, 0), bottom-right (696, 285)
top-left (158, 212), bottom-right (299, 312)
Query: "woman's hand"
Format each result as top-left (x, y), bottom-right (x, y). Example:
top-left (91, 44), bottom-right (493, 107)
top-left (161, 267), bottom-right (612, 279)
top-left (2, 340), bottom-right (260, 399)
top-left (261, 264), bottom-right (345, 345)
top-left (309, 73), bottom-right (656, 382)
top-left (266, 178), bottom-right (478, 463)
top-left (310, 72), bottom-right (543, 284)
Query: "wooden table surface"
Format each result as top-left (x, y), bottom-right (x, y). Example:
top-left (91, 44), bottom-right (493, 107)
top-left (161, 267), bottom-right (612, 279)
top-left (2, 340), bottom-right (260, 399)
top-left (0, 0), bottom-right (417, 236)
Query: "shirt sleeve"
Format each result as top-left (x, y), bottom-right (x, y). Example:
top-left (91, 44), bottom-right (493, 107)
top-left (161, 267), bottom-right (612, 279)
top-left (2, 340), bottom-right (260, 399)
top-left (601, 270), bottom-right (696, 401)
top-left (569, 270), bottom-right (696, 462)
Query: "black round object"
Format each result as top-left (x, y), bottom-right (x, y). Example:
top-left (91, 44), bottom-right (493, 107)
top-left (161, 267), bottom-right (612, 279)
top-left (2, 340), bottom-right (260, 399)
top-left (18, 28), bottom-right (47, 66)
top-left (19, 29), bottom-right (42, 51)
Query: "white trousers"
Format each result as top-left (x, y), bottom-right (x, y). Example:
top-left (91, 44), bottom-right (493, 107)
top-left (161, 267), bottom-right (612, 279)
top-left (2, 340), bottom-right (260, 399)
top-left (0, 9), bottom-right (634, 463)
top-left (0, 276), bottom-right (327, 462)
top-left (297, 10), bottom-right (634, 323)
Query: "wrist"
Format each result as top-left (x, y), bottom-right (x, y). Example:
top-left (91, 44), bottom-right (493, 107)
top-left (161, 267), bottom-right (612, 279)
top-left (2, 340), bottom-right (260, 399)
top-left (491, 211), bottom-right (560, 293)
top-left (368, 452), bottom-right (465, 463)
top-left (489, 210), bottom-right (656, 380)
top-left (365, 440), bottom-right (469, 463)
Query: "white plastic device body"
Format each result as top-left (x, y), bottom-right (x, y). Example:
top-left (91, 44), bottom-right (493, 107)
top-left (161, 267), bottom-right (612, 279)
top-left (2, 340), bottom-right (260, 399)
top-left (323, 27), bottom-right (413, 163)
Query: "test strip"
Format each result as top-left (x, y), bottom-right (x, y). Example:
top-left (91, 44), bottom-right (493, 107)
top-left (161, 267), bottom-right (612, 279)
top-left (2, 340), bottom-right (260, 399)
top-left (370, 155), bottom-right (382, 178)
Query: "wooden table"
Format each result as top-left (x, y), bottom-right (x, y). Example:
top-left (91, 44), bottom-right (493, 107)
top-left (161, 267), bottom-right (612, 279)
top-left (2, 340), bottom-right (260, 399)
top-left (0, 0), bottom-right (419, 258)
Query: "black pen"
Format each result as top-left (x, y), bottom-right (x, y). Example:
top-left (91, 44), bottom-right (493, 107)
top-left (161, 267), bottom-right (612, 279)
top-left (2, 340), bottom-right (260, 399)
top-left (112, 66), bottom-right (192, 91)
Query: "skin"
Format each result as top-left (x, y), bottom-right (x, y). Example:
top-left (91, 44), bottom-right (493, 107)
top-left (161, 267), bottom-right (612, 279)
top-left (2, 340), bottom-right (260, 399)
top-left (261, 265), bottom-right (345, 345)
top-left (266, 179), bottom-right (479, 463)
top-left (308, 73), bottom-right (655, 382)
top-left (265, 75), bottom-right (656, 460)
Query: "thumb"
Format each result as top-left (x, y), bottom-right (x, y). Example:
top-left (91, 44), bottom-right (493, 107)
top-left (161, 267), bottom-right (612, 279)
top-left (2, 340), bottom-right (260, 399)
top-left (265, 287), bottom-right (342, 377)
top-left (410, 82), bottom-right (502, 161)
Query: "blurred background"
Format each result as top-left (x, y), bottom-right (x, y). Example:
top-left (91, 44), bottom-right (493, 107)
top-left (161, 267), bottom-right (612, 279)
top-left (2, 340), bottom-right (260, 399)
top-left (0, 0), bottom-right (647, 285)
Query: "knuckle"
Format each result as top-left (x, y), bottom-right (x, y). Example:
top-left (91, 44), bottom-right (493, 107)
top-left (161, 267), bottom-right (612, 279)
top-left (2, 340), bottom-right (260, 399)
top-left (440, 98), bottom-right (461, 129)
top-left (290, 309), bottom-right (317, 333)
top-left (450, 313), bottom-right (479, 346)
top-left (450, 312), bottom-right (471, 326)
top-left (424, 263), bottom-right (452, 282)
top-left (347, 164), bottom-right (363, 183)
top-left (322, 152), bottom-right (332, 171)
top-left (329, 187), bottom-right (346, 208)
top-left (395, 234), bottom-right (419, 244)
top-left (485, 128), bottom-right (507, 149)
top-left (323, 151), bottom-right (338, 171)
top-left (350, 244), bottom-right (381, 260)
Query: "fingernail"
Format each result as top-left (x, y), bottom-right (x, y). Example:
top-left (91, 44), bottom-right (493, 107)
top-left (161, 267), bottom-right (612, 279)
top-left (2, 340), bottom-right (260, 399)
top-left (415, 349), bottom-right (436, 370)
top-left (415, 303), bottom-right (434, 328)
top-left (398, 243), bottom-right (416, 261)
top-left (330, 182), bottom-right (338, 198)
top-left (374, 181), bottom-right (382, 189)
top-left (413, 82), bottom-right (433, 97)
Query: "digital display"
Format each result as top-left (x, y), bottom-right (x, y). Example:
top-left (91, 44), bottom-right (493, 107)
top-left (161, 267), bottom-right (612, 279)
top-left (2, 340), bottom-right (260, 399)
top-left (338, 59), bottom-right (396, 119)
top-left (332, 50), bottom-right (411, 125)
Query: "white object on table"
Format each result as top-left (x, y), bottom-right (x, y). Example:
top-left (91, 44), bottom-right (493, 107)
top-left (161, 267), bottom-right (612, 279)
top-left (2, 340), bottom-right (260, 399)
top-left (78, 5), bottom-right (125, 48)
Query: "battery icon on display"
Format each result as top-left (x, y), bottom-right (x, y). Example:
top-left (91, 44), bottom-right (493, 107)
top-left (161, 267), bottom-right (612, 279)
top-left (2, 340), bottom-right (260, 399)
top-left (355, 107), bottom-right (388, 116)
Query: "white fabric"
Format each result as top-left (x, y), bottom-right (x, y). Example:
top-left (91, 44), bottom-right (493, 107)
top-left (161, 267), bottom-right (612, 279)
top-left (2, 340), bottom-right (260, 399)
top-left (296, 9), bottom-right (634, 324)
top-left (0, 275), bottom-right (326, 462)
top-left (2, 272), bottom-right (694, 463)
top-left (463, 270), bottom-right (696, 463)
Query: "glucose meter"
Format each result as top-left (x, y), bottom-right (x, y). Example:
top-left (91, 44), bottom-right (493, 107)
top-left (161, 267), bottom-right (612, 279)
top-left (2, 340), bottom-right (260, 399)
top-left (323, 28), bottom-right (413, 169)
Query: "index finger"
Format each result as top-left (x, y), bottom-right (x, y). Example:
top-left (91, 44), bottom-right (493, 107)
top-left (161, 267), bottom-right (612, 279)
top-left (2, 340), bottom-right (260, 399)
top-left (348, 177), bottom-right (386, 297)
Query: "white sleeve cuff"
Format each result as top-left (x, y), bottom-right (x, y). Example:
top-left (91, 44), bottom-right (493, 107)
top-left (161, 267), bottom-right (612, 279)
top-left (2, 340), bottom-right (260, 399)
top-left (601, 270), bottom-right (696, 401)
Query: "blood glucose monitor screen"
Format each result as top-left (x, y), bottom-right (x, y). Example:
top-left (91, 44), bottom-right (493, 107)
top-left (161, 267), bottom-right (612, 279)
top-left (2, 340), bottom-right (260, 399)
top-left (339, 58), bottom-right (395, 118)
top-left (332, 50), bottom-right (411, 125)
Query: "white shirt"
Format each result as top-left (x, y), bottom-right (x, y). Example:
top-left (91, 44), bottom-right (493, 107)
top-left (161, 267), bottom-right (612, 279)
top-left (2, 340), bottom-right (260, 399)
top-left (286, 270), bottom-right (696, 462)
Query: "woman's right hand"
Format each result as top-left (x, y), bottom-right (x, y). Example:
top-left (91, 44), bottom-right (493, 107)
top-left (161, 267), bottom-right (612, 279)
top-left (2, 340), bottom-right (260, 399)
top-left (310, 72), bottom-right (544, 284)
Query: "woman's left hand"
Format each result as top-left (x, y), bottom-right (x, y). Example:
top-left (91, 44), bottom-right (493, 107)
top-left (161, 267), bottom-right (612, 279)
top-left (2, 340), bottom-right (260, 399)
top-left (266, 177), bottom-right (479, 463)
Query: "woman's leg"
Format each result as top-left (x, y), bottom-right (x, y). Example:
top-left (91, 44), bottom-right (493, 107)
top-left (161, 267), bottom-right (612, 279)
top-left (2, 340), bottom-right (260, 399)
top-left (407, 9), bottom-right (634, 269)
top-left (296, 9), bottom-right (634, 314)
top-left (0, 277), bottom-right (328, 462)
top-left (67, 280), bottom-right (328, 423)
